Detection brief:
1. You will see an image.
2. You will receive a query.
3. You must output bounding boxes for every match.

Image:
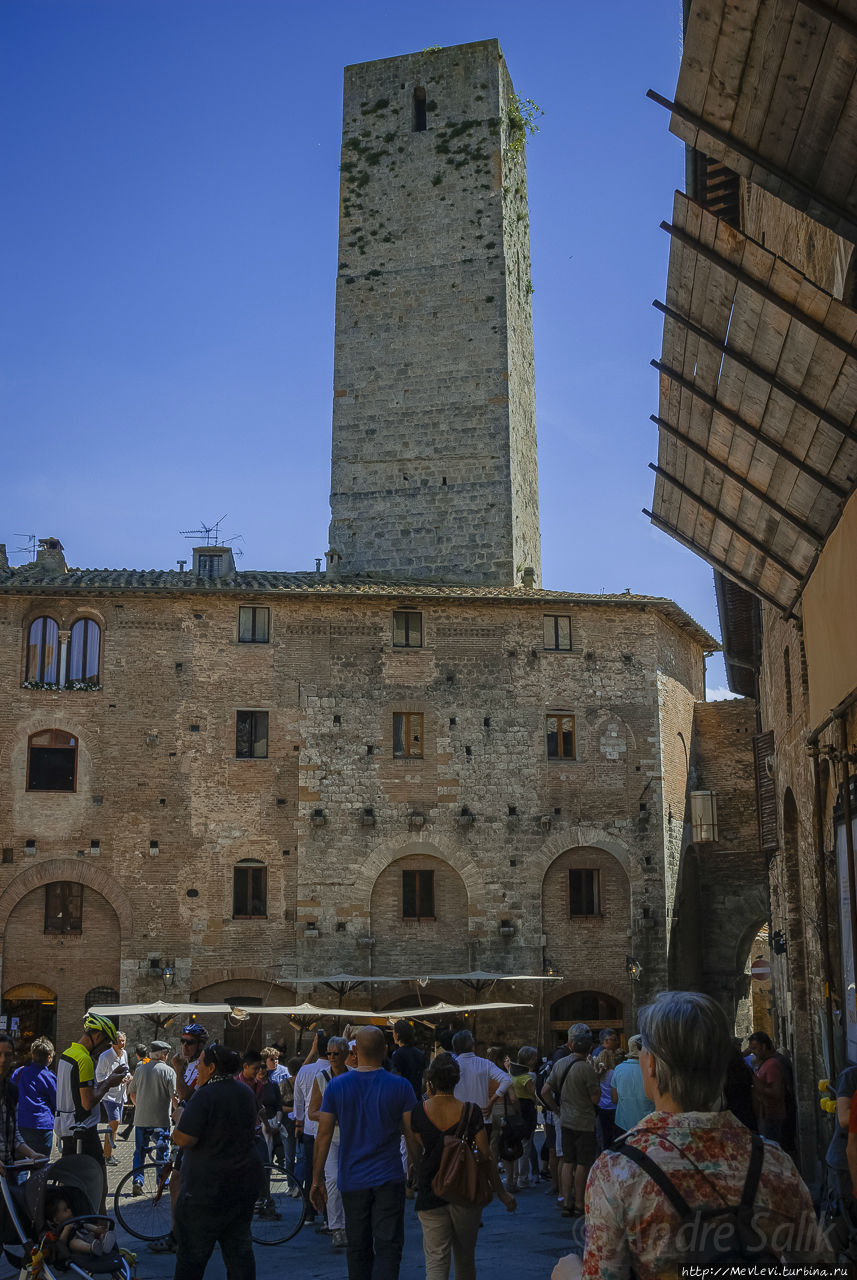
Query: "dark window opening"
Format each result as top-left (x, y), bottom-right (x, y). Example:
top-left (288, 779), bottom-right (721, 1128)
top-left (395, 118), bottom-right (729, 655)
top-left (546, 714), bottom-right (575, 760)
top-left (393, 712), bottom-right (423, 758)
top-left (543, 615), bottom-right (572, 651)
top-left (2, 849), bottom-right (13, 865)
top-left (85, 985), bottom-right (118, 1007)
top-left (45, 882), bottom-right (83, 934)
top-left (26, 617), bottom-right (59, 683)
top-left (569, 868), bottom-right (600, 917)
top-left (68, 618), bottom-right (101, 682)
top-left (233, 862), bottom-right (268, 918)
top-left (402, 868), bottom-right (434, 919)
top-left (393, 610), bottom-right (423, 648)
top-left (236, 711), bottom-right (269, 759)
top-left (238, 606), bottom-right (270, 644)
top-left (28, 730), bottom-right (77, 791)
top-left (413, 86), bottom-right (427, 132)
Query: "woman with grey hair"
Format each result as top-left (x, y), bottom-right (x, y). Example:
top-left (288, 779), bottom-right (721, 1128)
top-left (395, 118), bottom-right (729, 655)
top-left (572, 991), bottom-right (826, 1278)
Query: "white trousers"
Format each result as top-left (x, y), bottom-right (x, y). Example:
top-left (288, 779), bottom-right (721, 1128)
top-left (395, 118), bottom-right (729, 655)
top-left (325, 1140), bottom-right (344, 1230)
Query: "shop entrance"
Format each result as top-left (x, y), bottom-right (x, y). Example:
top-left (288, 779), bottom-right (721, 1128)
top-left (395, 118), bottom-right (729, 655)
top-left (2, 984), bottom-right (57, 1056)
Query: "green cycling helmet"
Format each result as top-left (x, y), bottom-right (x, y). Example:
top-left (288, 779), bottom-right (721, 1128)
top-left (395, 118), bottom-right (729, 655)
top-left (83, 1012), bottom-right (118, 1042)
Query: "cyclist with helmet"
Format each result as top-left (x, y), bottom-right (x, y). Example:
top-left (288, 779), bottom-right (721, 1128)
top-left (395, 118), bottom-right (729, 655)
top-left (55, 1014), bottom-right (127, 1211)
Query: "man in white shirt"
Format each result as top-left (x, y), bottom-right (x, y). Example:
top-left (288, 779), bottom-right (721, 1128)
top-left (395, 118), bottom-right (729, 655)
top-left (96, 1031), bottom-right (130, 1166)
top-left (293, 1030), bottom-right (330, 1221)
top-left (451, 1029), bottom-right (511, 1108)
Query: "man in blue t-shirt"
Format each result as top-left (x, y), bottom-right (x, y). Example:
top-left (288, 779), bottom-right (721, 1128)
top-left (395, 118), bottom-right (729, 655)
top-left (312, 1025), bottom-right (417, 1278)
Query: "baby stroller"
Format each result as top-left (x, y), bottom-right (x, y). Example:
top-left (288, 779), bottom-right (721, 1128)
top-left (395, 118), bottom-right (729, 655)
top-left (0, 1156), bottom-right (131, 1280)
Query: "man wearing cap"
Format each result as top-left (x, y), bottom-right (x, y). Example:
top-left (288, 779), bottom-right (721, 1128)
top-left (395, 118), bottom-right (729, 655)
top-left (128, 1040), bottom-right (176, 1194)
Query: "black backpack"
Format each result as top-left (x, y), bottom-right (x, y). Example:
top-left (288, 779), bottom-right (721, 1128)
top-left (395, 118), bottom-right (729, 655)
top-left (612, 1131), bottom-right (782, 1268)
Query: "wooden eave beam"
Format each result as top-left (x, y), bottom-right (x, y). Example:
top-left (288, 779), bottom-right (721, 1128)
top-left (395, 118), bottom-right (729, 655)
top-left (661, 219), bottom-right (857, 361)
top-left (647, 89), bottom-right (857, 239)
top-left (654, 300), bottom-right (857, 445)
top-left (651, 414), bottom-right (826, 545)
top-left (649, 463), bottom-right (806, 582)
top-left (642, 508), bottom-right (790, 613)
top-left (651, 360), bottom-right (852, 499)
top-left (799, 0), bottom-right (857, 44)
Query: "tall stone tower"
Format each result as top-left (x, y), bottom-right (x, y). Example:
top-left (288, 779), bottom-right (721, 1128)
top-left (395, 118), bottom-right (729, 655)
top-left (327, 39), bottom-right (541, 586)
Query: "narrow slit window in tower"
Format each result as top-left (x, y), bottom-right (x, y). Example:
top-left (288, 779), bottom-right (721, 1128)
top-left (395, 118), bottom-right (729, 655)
top-left (413, 87), bottom-right (427, 132)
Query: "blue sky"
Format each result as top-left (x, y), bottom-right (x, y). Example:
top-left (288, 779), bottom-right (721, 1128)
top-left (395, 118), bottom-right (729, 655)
top-left (1, 0), bottom-right (734, 694)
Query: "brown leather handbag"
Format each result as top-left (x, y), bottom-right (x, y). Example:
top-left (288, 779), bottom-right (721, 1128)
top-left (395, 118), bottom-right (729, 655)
top-left (430, 1102), bottom-right (494, 1208)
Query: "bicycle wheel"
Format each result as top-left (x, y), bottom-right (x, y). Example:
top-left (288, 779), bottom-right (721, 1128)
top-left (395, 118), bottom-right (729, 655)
top-left (113, 1162), bottom-right (172, 1241)
top-left (250, 1166), bottom-right (307, 1245)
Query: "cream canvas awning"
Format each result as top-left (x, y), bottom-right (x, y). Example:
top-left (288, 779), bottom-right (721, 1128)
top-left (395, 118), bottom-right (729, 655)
top-left (649, 0), bottom-right (857, 241)
top-left (648, 190), bottom-right (857, 612)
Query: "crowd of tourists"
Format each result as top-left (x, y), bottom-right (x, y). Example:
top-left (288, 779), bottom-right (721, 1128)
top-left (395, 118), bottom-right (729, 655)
top-left (0, 992), bottom-right (854, 1277)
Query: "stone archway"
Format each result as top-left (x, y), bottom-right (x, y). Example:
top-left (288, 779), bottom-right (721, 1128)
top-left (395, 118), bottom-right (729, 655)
top-left (0, 859), bottom-right (133, 941)
top-left (2, 870), bottom-right (123, 1052)
top-left (540, 843), bottom-right (633, 1045)
top-left (353, 835), bottom-right (485, 921)
top-left (369, 851), bottom-right (470, 975)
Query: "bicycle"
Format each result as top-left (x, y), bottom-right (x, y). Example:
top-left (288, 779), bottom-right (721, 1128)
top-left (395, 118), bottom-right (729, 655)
top-left (112, 1129), bottom-right (174, 1242)
top-left (250, 1165), bottom-right (308, 1245)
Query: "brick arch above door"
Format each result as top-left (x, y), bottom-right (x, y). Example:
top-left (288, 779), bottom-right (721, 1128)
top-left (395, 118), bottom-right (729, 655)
top-left (0, 858), bottom-right (133, 940)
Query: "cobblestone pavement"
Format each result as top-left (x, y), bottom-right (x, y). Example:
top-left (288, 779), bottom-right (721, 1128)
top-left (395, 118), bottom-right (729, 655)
top-left (98, 1131), bottom-right (582, 1280)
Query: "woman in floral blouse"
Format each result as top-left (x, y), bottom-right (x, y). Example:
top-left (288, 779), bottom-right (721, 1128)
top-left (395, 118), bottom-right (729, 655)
top-left (575, 992), bottom-right (827, 1279)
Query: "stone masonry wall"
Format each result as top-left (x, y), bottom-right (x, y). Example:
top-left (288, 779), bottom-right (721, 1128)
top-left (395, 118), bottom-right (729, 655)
top-left (328, 40), bottom-right (541, 585)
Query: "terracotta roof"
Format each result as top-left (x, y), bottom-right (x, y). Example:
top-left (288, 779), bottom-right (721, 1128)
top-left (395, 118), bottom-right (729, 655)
top-left (0, 562), bottom-right (719, 650)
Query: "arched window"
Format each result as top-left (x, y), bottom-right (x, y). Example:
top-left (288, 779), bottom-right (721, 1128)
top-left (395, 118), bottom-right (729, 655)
top-left (28, 730), bottom-right (77, 791)
top-left (85, 986), bottom-right (119, 1009)
top-left (26, 617), bottom-right (59, 683)
top-left (413, 86), bottom-right (427, 132)
top-left (233, 860), bottom-right (267, 918)
top-left (69, 619), bottom-right (100, 682)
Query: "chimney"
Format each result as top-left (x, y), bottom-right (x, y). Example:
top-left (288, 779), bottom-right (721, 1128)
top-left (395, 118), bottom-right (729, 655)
top-left (521, 566), bottom-right (536, 589)
top-left (325, 547), bottom-right (342, 581)
top-left (0, 545), bottom-right (8, 572)
top-left (36, 537), bottom-right (67, 573)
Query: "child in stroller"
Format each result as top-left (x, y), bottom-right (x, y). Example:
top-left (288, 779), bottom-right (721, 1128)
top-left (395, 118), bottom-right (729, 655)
top-left (42, 1192), bottom-right (115, 1263)
top-left (0, 1154), bottom-right (130, 1280)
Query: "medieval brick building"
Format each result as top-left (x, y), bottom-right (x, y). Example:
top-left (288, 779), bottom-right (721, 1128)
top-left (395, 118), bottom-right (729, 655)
top-left (0, 39), bottom-right (762, 1057)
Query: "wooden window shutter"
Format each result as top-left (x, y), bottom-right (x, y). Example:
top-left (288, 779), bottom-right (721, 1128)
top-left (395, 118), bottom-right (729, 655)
top-left (753, 731), bottom-right (778, 855)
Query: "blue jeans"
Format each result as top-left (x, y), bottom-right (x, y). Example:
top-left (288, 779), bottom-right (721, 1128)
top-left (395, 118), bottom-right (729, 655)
top-left (340, 1179), bottom-right (406, 1280)
top-left (20, 1127), bottom-right (53, 1158)
top-left (133, 1126), bottom-right (160, 1184)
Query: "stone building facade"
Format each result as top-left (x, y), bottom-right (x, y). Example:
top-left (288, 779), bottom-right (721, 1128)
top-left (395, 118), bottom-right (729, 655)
top-left (0, 543), bottom-right (742, 1054)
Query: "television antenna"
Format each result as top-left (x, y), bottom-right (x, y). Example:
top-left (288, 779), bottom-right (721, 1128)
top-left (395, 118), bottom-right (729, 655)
top-left (179, 516), bottom-right (244, 558)
top-left (15, 534), bottom-right (36, 562)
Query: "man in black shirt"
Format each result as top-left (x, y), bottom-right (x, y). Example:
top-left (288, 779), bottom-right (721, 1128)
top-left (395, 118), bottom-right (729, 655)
top-left (390, 1021), bottom-right (425, 1098)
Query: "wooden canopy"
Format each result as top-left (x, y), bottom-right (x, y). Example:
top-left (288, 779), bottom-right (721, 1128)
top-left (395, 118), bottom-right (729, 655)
top-left (647, 191), bottom-right (857, 613)
top-left (649, 0), bottom-right (857, 241)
